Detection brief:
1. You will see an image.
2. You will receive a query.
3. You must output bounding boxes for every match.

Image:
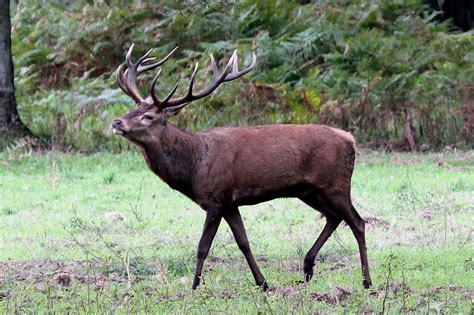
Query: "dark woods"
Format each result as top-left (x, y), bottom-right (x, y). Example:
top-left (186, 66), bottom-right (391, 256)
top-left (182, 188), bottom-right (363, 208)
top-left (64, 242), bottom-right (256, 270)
top-left (425, 0), bottom-right (474, 31)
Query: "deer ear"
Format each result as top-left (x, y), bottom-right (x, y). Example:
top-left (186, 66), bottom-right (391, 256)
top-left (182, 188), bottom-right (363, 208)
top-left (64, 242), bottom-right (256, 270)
top-left (161, 103), bottom-right (189, 117)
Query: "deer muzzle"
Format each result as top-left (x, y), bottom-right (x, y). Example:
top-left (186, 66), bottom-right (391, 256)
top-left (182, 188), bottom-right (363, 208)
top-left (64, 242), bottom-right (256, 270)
top-left (111, 119), bottom-right (125, 134)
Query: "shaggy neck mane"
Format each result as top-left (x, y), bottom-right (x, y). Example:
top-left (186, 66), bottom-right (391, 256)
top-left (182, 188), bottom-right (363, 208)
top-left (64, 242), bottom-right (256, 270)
top-left (137, 124), bottom-right (201, 199)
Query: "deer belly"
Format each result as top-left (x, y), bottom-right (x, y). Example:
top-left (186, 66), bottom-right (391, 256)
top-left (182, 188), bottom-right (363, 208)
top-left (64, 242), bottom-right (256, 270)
top-left (231, 181), bottom-right (313, 206)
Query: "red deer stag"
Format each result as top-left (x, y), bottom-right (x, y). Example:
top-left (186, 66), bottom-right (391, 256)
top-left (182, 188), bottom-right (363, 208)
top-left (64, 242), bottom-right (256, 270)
top-left (111, 44), bottom-right (372, 291)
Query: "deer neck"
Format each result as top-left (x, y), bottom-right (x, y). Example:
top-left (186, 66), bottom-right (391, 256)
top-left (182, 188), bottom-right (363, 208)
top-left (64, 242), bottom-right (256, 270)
top-left (136, 124), bottom-right (201, 199)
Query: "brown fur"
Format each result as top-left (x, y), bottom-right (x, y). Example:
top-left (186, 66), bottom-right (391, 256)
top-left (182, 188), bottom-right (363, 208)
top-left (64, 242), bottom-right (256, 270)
top-left (115, 119), bottom-right (372, 291)
top-left (111, 47), bottom-right (371, 291)
top-left (192, 124), bottom-right (354, 208)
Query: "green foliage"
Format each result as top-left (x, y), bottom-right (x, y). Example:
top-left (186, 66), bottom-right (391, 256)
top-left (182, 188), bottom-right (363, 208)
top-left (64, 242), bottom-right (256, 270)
top-left (10, 0), bottom-right (474, 150)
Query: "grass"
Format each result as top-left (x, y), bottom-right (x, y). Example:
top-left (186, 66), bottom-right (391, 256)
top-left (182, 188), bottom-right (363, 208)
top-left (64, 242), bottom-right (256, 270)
top-left (0, 150), bottom-right (473, 313)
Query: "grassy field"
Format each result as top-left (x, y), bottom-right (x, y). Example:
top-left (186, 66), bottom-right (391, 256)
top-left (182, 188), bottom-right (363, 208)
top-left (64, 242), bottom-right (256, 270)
top-left (0, 150), bottom-right (472, 313)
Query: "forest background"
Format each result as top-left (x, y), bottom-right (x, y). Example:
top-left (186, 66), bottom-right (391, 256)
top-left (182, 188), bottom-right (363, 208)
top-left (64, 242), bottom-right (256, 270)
top-left (1, 1), bottom-right (473, 313)
top-left (3, 0), bottom-right (473, 153)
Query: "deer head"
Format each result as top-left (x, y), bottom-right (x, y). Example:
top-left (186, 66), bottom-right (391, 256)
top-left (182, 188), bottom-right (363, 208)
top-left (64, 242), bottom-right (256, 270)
top-left (111, 44), bottom-right (256, 140)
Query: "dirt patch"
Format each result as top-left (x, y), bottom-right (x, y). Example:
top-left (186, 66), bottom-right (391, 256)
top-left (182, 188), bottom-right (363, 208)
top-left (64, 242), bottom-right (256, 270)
top-left (310, 287), bottom-right (352, 305)
top-left (179, 276), bottom-right (189, 285)
top-left (390, 282), bottom-right (414, 295)
top-left (77, 274), bottom-right (107, 290)
top-left (53, 272), bottom-right (75, 288)
top-left (269, 285), bottom-right (352, 304)
top-left (372, 282), bottom-right (414, 298)
top-left (0, 259), bottom-right (133, 291)
top-left (154, 290), bottom-right (186, 301)
top-left (327, 261), bottom-right (346, 271)
top-left (0, 260), bottom-right (80, 283)
top-left (438, 153), bottom-right (474, 171)
top-left (220, 290), bottom-right (237, 299)
top-left (364, 216), bottom-right (390, 230)
top-left (0, 291), bottom-right (10, 300)
top-left (268, 285), bottom-right (302, 299)
top-left (428, 285), bottom-right (471, 295)
top-left (279, 259), bottom-right (302, 272)
top-left (103, 211), bottom-right (125, 223)
top-left (419, 210), bottom-right (433, 220)
top-left (208, 256), bottom-right (225, 271)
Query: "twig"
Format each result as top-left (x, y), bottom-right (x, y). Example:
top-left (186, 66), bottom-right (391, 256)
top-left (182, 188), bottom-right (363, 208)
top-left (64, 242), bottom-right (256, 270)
top-left (129, 177), bottom-right (145, 226)
top-left (125, 250), bottom-right (131, 288)
top-left (456, 230), bottom-right (472, 253)
top-left (381, 253), bottom-right (395, 314)
top-left (405, 168), bottom-right (418, 212)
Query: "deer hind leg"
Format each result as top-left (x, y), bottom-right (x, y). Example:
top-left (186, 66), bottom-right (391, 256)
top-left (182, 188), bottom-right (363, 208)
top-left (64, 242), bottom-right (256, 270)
top-left (345, 203), bottom-right (372, 288)
top-left (328, 196), bottom-right (372, 289)
top-left (192, 210), bottom-right (222, 290)
top-left (300, 196), bottom-right (342, 283)
top-left (223, 208), bottom-right (268, 291)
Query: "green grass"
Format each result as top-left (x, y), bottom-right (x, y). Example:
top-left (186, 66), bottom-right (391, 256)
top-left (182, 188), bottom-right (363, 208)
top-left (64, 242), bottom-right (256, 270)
top-left (0, 150), bottom-right (473, 313)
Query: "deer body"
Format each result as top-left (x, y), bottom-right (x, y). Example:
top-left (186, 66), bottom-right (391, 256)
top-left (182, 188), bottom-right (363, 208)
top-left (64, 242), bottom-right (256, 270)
top-left (133, 123), bottom-right (355, 207)
top-left (112, 45), bottom-right (372, 291)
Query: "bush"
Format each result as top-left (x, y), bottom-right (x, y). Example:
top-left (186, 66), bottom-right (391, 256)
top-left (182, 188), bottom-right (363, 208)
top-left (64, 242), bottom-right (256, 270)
top-left (11, 0), bottom-right (474, 151)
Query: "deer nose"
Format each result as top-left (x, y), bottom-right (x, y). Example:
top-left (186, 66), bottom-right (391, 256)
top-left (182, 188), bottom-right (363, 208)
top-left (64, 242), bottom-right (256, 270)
top-left (111, 119), bottom-right (122, 129)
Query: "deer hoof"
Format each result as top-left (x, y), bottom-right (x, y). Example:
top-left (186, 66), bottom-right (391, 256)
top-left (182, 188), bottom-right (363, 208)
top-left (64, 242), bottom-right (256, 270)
top-left (363, 279), bottom-right (372, 289)
top-left (303, 260), bottom-right (315, 282)
top-left (192, 276), bottom-right (201, 290)
top-left (304, 265), bottom-right (314, 282)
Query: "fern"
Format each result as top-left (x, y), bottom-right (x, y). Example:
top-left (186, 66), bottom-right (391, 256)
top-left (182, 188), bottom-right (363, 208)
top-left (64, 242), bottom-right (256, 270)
top-left (9, 0), bottom-right (474, 150)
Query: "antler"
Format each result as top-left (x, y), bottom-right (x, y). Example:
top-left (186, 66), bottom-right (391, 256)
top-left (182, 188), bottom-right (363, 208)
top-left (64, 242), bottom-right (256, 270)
top-left (116, 44), bottom-right (257, 110)
top-left (116, 44), bottom-right (178, 104)
top-left (153, 50), bottom-right (257, 110)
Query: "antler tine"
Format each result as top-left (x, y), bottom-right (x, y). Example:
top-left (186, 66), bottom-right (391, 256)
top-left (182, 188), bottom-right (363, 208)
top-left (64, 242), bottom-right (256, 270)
top-left (231, 50), bottom-right (239, 73)
top-left (210, 54), bottom-right (219, 80)
top-left (124, 75), bottom-right (144, 104)
top-left (116, 64), bottom-right (129, 94)
top-left (123, 43), bottom-right (146, 104)
top-left (224, 52), bottom-right (257, 81)
top-left (125, 45), bottom-right (153, 68)
top-left (187, 62), bottom-right (200, 97)
top-left (138, 46), bottom-right (179, 73)
top-left (158, 51), bottom-right (254, 109)
top-left (136, 48), bottom-right (154, 65)
top-left (150, 70), bottom-right (181, 107)
top-left (118, 44), bottom-right (178, 105)
top-left (125, 43), bottom-right (135, 67)
top-left (162, 83), bottom-right (179, 104)
top-left (157, 62), bottom-right (199, 110)
top-left (141, 57), bottom-right (156, 65)
top-left (150, 69), bottom-right (162, 105)
top-left (224, 50), bottom-right (238, 75)
top-left (190, 51), bottom-right (236, 98)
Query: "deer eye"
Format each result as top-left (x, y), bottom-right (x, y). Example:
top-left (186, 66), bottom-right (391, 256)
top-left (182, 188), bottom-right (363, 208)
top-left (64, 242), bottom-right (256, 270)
top-left (142, 114), bottom-right (154, 121)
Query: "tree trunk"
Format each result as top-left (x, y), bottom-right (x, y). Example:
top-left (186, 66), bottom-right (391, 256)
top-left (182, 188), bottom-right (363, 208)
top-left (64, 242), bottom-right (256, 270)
top-left (442, 0), bottom-right (473, 31)
top-left (0, 0), bottom-right (30, 147)
top-left (425, 0), bottom-right (474, 31)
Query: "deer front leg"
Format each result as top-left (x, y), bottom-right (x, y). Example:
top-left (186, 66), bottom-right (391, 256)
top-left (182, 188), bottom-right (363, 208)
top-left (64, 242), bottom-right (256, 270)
top-left (192, 210), bottom-right (222, 290)
top-left (303, 217), bottom-right (341, 282)
top-left (223, 208), bottom-right (268, 291)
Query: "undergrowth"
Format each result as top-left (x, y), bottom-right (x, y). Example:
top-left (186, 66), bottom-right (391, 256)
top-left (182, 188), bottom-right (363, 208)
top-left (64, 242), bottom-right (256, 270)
top-left (8, 0), bottom-right (474, 152)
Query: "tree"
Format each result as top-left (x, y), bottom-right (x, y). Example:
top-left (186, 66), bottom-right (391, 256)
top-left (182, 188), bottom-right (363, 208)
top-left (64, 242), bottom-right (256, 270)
top-left (0, 0), bottom-right (30, 147)
top-left (424, 0), bottom-right (474, 31)
top-left (441, 0), bottom-right (474, 31)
